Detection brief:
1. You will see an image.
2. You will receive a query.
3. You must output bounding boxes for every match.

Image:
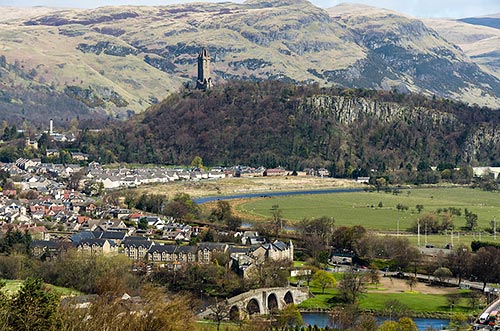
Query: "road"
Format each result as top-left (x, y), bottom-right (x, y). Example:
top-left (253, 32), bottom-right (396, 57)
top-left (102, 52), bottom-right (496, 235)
top-left (472, 298), bottom-right (500, 330)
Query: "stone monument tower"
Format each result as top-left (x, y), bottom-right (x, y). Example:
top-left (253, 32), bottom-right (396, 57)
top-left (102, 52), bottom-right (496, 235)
top-left (196, 47), bottom-right (213, 90)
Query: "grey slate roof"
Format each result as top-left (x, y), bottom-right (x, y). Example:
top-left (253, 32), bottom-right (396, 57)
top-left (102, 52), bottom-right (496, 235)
top-left (70, 231), bottom-right (96, 244)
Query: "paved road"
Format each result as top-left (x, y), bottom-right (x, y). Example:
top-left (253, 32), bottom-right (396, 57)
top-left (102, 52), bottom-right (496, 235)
top-left (472, 299), bottom-right (500, 330)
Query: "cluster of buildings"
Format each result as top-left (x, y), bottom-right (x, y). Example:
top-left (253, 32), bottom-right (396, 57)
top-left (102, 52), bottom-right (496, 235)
top-left (0, 157), bottom-right (295, 279)
top-left (85, 163), bottom-right (226, 189)
top-left (30, 226), bottom-right (294, 278)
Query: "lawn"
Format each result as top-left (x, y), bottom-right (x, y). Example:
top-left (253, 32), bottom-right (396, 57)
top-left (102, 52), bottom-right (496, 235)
top-left (1, 279), bottom-right (81, 297)
top-left (359, 291), bottom-right (470, 314)
top-left (299, 280), bottom-right (478, 315)
top-left (197, 320), bottom-right (239, 331)
top-left (299, 287), bottom-right (338, 310)
top-left (237, 187), bottom-right (500, 235)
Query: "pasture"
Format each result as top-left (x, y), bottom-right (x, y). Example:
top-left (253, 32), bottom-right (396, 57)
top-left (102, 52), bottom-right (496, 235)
top-left (237, 187), bottom-right (500, 246)
top-left (0, 279), bottom-right (81, 297)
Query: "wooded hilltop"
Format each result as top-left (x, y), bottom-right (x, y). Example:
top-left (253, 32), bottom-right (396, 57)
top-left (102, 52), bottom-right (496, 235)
top-left (76, 81), bottom-right (500, 176)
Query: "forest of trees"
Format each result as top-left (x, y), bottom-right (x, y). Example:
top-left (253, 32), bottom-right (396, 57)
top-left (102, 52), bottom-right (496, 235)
top-left (1, 81), bottom-right (500, 181)
top-left (71, 81), bottom-right (500, 175)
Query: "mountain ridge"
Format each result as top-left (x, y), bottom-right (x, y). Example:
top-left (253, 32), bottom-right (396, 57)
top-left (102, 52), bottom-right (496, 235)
top-left (0, 1), bottom-right (500, 126)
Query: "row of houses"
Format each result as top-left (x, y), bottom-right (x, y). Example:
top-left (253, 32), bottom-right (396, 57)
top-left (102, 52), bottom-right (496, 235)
top-left (86, 163), bottom-right (227, 189)
top-left (4, 158), bottom-right (337, 195)
top-left (30, 233), bottom-right (294, 278)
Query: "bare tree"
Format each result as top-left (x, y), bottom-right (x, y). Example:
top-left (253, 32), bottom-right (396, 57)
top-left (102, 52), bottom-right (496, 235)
top-left (446, 293), bottom-right (461, 308)
top-left (471, 246), bottom-right (500, 292)
top-left (329, 305), bottom-right (359, 330)
top-left (209, 298), bottom-right (230, 331)
top-left (383, 299), bottom-right (410, 320)
top-left (367, 269), bottom-right (380, 284)
top-left (445, 245), bottom-right (472, 286)
top-left (406, 276), bottom-right (417, 292)
top-left (337, 269), bottom-right (366, 304)
top-left (467, 290), bottom-right (484, 310)
top-left (433, 267), bottom-right (453, 285)
top-left (297, 216), bottom-right (335, 261)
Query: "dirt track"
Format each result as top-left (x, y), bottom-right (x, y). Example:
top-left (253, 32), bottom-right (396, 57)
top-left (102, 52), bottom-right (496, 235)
top-left (374, 273), bottom-right (457, 295)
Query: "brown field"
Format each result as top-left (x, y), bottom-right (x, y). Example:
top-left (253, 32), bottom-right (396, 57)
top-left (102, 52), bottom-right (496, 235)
top-left (132, 174), bottom-right (361, 199)
top-left (374, 274), bottom-right (457, 295)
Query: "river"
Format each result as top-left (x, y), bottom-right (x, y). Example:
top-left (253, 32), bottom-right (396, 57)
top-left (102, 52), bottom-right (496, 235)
top-left (194, 187), bottom-right (363, 204)
top-left (302, 312), bottom-right (449, 330)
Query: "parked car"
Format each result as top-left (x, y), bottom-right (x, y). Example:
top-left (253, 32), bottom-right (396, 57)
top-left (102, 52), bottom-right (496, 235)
top-left (395, 271), bottom-right (405, 279)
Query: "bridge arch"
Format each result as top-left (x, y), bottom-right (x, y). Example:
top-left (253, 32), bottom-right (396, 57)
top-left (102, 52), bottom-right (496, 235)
top-left (229, 305), bottom-right (240, 321)
top-left (197, 287), bottom-right (310, 319)
top-left (247, 298), bottom-right (260, 315)
top-left (267, 293), bottom-right (279, 312)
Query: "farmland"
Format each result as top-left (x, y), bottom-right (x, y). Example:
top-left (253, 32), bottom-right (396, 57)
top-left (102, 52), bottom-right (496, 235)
top-left (236, 187), bottom-right (500, 247)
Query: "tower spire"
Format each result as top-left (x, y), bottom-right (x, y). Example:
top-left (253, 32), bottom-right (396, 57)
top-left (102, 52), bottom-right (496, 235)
top-left (196, 47), bottom-right (213, 90)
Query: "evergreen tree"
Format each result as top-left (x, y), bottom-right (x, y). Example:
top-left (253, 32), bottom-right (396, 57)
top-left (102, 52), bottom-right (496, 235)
top-left (7, 278), bottom-right (61, 331)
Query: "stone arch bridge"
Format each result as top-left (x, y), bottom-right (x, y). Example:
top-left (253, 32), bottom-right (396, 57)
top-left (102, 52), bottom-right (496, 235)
top-left (198, 287), bottom-right (310, 320)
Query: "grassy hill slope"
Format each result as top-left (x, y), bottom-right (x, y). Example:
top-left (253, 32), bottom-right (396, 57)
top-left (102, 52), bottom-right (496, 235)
top-left (0, 1), bottom-right (500, 125)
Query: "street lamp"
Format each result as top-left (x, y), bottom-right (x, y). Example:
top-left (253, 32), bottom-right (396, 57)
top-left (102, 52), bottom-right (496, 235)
top-left (449, 304), bottom-right (454, 324)
top-left (417, 218), bottom-right (421, 247)
top-left (494, 217), bottom-right (497, 241)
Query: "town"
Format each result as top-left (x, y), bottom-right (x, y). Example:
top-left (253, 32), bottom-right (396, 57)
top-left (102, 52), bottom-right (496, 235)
top-left (1, 3), bottom-right (500, 328)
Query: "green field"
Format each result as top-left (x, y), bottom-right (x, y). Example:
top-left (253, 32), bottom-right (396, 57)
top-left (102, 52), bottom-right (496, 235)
top-left (299, 282), bottom-right (478, 316)
top-left (0, 279), bottom-right (81, 297)
top-left (238, 187), bottom-right (500, 234)
top-left (359, 290), bottom-right (473, 314)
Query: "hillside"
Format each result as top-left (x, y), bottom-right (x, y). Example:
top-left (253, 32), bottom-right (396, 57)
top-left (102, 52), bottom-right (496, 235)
top-left (85, 81), bottom-right (500, 172)
top-left (424, 16), bottom-right (500, 82)
top-left (327, 4), bottom-right (500, 108)
top-left (459, 14), bottom-right (500, 30)
top-left (0, 1), bottom-right (500, 126)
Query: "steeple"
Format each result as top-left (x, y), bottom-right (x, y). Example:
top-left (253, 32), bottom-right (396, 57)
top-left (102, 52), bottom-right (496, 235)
top-left (196, 47), bottom-right (213, 90)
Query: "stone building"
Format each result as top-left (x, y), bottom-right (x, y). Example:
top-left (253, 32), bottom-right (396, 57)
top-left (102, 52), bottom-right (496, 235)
top-left (196, 47), bottom-right (213, 90)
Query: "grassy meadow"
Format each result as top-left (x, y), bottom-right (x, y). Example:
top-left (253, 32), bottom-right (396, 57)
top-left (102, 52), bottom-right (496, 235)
top-left (237, 186), bottom-right (500, 235)
top-left (0, 279), bottom-right (81, 297)
top-left (299, 279), bottom-right (479, 316)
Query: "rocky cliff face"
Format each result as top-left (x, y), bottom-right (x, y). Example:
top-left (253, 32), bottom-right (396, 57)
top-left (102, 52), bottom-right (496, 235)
top-left (0, 1), bottom-right (499, 125)
top-left (111, 81), bottom-right (499, 168)
top-left (464, 124), bottom-right (500, 165)
top-left (301, 95), bottom-right (460, 128)
top-left (302, 94), bottom-right (500, 165)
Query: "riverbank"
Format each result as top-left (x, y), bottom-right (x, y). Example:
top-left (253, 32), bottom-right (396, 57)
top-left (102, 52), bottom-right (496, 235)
top-left (299, 307), bottom-right (456, 320)
top-left (299, 274), bottom-right (481, 320)
top-left (301, 312), bottom-right (451, 331)
top-left (133, 176), bottom-right (362, 200)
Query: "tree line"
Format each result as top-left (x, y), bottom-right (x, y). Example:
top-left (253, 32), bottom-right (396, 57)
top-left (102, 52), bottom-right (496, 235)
top-left (88, 81), bottom-right (500, 172)
top-left (0, 80), bottom-right (495, 177)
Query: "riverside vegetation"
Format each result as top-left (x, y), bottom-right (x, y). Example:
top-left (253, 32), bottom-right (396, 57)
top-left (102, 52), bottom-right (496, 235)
top-left (0, 184), bottom-right (497, 331)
